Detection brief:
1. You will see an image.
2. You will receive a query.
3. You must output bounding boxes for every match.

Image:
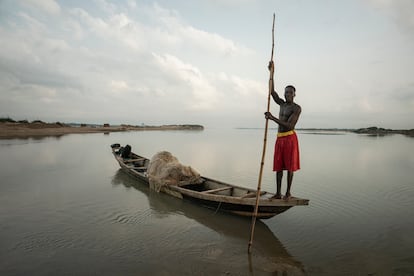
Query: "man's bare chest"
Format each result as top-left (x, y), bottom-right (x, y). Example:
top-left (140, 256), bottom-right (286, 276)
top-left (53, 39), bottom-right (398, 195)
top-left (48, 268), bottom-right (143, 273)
top-left (279, 104), bottom-right (296, 119)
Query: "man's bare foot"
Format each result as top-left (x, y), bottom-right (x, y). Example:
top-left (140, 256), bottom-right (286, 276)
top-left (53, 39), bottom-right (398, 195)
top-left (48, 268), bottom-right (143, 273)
top-left (283, 194), bottom-right (292, 200)
top-left (270, 194), bottom-right (282, 200)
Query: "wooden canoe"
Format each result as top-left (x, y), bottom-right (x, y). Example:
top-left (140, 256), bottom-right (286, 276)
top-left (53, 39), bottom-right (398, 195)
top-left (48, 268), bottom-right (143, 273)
top-left (111, 144), bottom-right (309, 219)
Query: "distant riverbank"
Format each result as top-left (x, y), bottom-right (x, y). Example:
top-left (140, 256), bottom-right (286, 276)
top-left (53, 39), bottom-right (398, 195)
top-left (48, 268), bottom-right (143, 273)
top-left (237, 126), bottom-right (414, 137)
top-left (352, 126), bottom-right (414, 137)
top-left (0, 119), bottom-right (204, 139)
top-left (1, 118), bottom-right (412, 139)
top-left (298, 127), bottom-right (414, 137)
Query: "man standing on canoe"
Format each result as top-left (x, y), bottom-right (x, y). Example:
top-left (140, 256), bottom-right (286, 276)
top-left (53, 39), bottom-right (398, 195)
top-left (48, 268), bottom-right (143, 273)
top-left (265, 61), bottom-right (301, 200)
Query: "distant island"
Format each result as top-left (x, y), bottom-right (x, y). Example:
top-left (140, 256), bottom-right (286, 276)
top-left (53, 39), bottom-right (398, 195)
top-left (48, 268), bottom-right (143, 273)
top-left (352, 126), bottom-right (414, 137)
top-left (238, 126), bottom-right (414, 137)
top-left (0, 117), bottom-right (204, 138)
top-left (298, 126), bottom-right (414, 137)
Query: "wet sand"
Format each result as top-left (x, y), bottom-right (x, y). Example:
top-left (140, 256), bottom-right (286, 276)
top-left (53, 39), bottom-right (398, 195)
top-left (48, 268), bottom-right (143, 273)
top-left (0, 122), bottom-right (124, 138)
top-left (0, 122), bottom-right (203, 138)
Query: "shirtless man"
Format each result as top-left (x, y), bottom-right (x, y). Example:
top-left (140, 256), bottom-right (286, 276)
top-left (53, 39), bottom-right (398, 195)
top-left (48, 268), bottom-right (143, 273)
top-left (265, 61), bottom-right (301, 200)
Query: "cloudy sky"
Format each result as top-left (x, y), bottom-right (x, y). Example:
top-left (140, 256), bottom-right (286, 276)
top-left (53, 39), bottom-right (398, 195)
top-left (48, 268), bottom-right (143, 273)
top-left (0, 0), bottom-right (413, 129)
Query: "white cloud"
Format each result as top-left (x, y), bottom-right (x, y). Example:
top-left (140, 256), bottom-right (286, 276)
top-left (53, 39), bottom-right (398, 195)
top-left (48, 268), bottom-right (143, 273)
top-left (153, 53), bottom-right (218, 110)
top-left (152, 3), bottom-right (255, 58)
top-left (70, 8), bottom-right (108, 37)
top-left (0, 1), bottom-right (412, 128)
top-left (23, 0), bottom-right (61, 15)
top-left (366, 0), bottom-right (414, 37)
top-left (204, 0), bottom-right (257, 8)
top-left (94, 0), bottom-right (117, 14)
top-left (0, 2), bottom-right (257, 125)
top-left (127, 0), bottom-right (137, 10)
top-left (17, 12), bottom-right (47, 33)
top-left (110, 80), bottom-right (129, 91)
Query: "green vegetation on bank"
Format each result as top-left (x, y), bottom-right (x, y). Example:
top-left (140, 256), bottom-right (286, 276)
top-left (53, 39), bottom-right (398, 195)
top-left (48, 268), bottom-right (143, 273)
top-left (0, 117), bottom-right (67, 126)
top-left (353, 126), bottom-right (414, 137)
top-left (298, 127), bottom-right (414, 137)
top-left (0, 117), bottom-right (204, 131)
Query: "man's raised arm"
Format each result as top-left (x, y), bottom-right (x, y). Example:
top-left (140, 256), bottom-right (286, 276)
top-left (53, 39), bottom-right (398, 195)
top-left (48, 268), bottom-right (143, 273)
top-left (268, 61), bottom-right (284, 105)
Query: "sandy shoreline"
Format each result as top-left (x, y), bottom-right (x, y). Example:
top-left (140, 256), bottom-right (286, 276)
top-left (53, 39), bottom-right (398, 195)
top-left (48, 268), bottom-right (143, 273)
top-left (0, 122), bottom-right (204, 139)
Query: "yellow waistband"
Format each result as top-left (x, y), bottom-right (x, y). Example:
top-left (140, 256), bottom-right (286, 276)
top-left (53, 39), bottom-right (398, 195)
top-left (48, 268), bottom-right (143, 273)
top-left (277, 130), bottom-right (295, 137)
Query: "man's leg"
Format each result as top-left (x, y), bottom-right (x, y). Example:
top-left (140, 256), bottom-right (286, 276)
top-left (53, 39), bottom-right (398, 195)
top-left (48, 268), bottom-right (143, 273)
top-left (276, 171), bottom-right (283, 198)
top-left (284, 171), bottom-right (293, 199)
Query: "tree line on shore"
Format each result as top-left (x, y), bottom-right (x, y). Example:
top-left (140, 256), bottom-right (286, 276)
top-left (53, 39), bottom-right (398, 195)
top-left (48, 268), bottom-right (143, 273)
top-left (0, 117), bottom-right (204, 130)
top-left (0, 117), bottom-right (67, 126)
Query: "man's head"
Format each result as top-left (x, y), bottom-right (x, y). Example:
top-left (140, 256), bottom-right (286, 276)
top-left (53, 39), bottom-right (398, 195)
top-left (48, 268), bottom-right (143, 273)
top-left (284, 85), bottom-right (296, 103)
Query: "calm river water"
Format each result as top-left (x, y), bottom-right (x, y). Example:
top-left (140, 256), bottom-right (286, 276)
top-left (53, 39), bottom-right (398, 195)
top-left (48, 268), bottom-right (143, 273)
top-left (0, 128), bottom-right (413, 275)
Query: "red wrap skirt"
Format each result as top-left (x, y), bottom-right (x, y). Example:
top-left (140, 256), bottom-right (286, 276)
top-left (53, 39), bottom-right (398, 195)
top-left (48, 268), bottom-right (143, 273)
top-left (273, 130), bottom-right (300, 172)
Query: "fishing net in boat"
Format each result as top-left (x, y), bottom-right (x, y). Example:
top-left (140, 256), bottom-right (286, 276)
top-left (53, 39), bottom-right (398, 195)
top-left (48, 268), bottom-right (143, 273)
top-left (147, 151), bottom-right (203, 192)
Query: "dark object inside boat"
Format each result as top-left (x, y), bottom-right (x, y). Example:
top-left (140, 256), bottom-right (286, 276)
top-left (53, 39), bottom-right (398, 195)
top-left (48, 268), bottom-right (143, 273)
top-left (121, 144), bottom-right (132, 158)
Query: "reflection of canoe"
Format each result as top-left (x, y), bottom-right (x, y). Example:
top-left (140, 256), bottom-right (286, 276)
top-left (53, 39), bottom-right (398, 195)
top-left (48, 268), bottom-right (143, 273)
top-left (111, 144), bottom-right (309, 219)
top-left (111, 169), bottom-right (306, 275)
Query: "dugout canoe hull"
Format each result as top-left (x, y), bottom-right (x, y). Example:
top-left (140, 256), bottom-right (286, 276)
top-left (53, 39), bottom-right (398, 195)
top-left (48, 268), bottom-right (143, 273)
top-left (111, 144), bottom-right (309, 219)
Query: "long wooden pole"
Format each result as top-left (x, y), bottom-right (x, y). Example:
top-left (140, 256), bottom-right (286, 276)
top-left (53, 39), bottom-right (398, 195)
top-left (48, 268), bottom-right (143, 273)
top-left (248, 13), bottom-right (275, 254)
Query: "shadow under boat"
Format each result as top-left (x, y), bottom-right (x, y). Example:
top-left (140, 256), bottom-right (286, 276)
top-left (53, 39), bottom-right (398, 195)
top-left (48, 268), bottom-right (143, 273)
top-left (111, 169), bottom-right (306, 275)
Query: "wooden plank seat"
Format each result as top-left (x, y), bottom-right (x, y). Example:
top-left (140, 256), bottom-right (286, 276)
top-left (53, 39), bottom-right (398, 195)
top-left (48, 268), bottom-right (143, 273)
top-left (124, 158), bottom-right (146, 163)
top-left (129, 166), bottom-right (148, 170)
top-left (202, 187), bottom-right (232, 194)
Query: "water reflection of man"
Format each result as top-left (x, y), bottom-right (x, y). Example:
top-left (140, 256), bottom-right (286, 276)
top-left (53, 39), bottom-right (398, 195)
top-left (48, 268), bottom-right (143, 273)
top-left (264, 61), bottom-right (301, 200)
